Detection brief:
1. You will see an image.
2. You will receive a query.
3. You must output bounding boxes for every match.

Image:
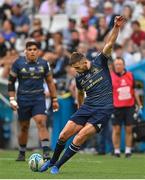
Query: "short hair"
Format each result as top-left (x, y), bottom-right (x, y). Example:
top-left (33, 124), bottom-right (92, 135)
top-left (68, 18), bottom-right (76, 24)
top-left (25, 40), bottom-right (39, 49)
top-left (113, 44), bottom-right (122, 50)
top-left (114, 57), bottom-right (125, 64)
top-left (70, 52), bottom-right (86, 65)
top-left (131, 20), bottom-right (140, 27)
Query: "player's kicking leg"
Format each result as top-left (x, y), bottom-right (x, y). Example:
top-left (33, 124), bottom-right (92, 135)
top-left (50, 123), bottom-right (97, 174)
top-left (16, 120), bottom-right (30, 161)
top-left (40, 121), bottom-right (83, 172)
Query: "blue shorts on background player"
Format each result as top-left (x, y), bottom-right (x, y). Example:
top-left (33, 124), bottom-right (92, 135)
top-left (40, 16), bottom-right (126, 174)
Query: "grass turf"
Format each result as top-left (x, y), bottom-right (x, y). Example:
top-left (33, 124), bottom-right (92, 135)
top-left (0, 150), bottom-right (145, 179)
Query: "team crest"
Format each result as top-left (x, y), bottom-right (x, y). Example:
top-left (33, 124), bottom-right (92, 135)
top-left (21, 68), bottom-right (27, 73)
top-left (38, 66), bottom-right (44, 73)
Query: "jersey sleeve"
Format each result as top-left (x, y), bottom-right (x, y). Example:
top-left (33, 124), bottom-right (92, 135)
top-left (95, 52), bottom-right (110, 67)
top-left (11, 60), bottom-right (19, 76)
top-left (44, 61), bottom-right (51, 77)
top-left (76, 78), bottom-right (83, 91)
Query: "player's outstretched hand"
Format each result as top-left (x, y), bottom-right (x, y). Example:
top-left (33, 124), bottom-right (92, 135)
top-left (10, 97), bottom-right (18, 111)
top-left (114, 16), bottom-right (126, 28)
top-left (52, 101), bottom-right (59, 112)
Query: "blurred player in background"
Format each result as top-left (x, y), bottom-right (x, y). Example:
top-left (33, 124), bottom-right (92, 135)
top-left (8, 41), bottom-right (59, 161)
top-left (111, 57), bottom-right (143, 157)
top-left (40, 16), bottom-right (126, 174)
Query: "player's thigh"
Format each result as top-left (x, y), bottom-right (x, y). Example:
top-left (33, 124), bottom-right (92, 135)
top-left (125, 125), bottom-right (132, 134)
top-left (33, 114), bottom-right (47, 128)
top-left (125, 106), bottom-right (135, 126)
top-left (59, 120), bottom-right (83, 141)
top-left (112, 108), bottom-right (124, 126)
top-left (73, 123), bottom-right (97, 145)
top-left (17, 102), bottom-right (32, 121)
top-left (32, 99), bottom-right (47, 118)
top-left (18, 120), bottom-right (30, 132)
top-left (112, 125), bottom-right (121, 134)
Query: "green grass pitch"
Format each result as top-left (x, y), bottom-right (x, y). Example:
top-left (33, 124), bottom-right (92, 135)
top-left (0, 150), bottom-right (145, 179)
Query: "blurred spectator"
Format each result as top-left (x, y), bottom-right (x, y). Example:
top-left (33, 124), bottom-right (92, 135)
top-left (138, 3), bottom-right (145, 31)
top-left (77, 42), bottom-right (88, 55)
top-left (65, 0), bottom-right (84, 17)
top-left (103, 1), bottom-right (117, 29)
top-left (79, 17), bottom-right (98, 45)
top-left (19, 0), bottom-right (33, 15)
top-left (1, 19), bottom-right (16, 50)
top-left (115, 5), bottom-right (133, 46)
top-left (53, 45), bottom-right (69, 78)
top-left (0, 0), bottom-right (12, 25)
top-left (113, 0), bottom-right (124, 14)
top-left (39, 0), bottom-right (59, 15)
top-left (131, 20), bottom-right (145, 47)
top-left (49, 31), bottom-right (63, 52)
top-left (112, 44), bottom-right (123, 60)
top-left (141, 44), bottom-right (145, 59)
top-left (62, 18), bottom-right (77, 47)
top-left (87, 7), bottom-right (98, 27)
top-left (31, 29), bottom-right (48, 56)
top-left (77, 0), bottom-right (90, 18)
top-left (11, 3), bottom-right (30, 37)
top-left (97, 15), bottom-right (110, 42)
top-left (29, 18), bottom-right (48, 37)
top-left (0, 51), bottom-right (18, 78)
top-left (32, 0), bottom-right (42, 14)
top-left (0, 34), bottom-right (8, 57)
top-left (56, 0), bottom-right (65, 13)
top-left (112, 43), bottom-right (142, 67)
top-left (116, 19), bottom-right (132, 46)
top-left (131, 0), bottom-right (144, 20)
top-left (67, 30), bottom-right (80, 53)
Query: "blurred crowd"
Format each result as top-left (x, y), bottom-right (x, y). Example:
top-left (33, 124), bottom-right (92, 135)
top-left (0, 0), bottom-right (145, 95)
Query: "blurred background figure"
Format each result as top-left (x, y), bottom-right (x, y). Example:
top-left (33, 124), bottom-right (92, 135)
top-left (111, 57), bottom-right (143, 157)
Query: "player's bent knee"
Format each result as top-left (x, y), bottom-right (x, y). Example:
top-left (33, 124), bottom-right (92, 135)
top-left (74, 133), bottom-right (87, 145)
top-left (36, 120), bottom-right (46, 129)
top-left (59, 132), bottom-right (69, 142)
top-left (21, 125), bottom-right (29, 132)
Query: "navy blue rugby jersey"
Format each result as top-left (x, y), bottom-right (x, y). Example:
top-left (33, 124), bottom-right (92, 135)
top-left (76, 53), bottom-right (113, 109)
top-left (11, 56), bottom-right (50, 99)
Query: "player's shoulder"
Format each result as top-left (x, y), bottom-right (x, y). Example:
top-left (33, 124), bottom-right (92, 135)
top-left (95, 52), bottom-right (110, 60)
top-left (37, 57), bottom-right (48, 65)
top-left (15, 56), bottom-right (25, 62)
top-left (126, 70), bottom-right (133, 75)
top-left (75, 71), bottom-right (85, 80)
top-left (126, 70), bottom-right (134, 78)
top-left (13, 56), bottom-right (25, 65)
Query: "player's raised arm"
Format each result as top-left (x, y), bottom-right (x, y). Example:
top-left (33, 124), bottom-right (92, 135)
top-left (103, 16), bottom-right (126, 56)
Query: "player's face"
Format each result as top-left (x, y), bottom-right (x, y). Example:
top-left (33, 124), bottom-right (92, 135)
top-left (25, 45), bottom-right (39, 61)
top-left (71, 60), bottom-right (89, 73)
top-left (113, 59), bottom-right (125, 73)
